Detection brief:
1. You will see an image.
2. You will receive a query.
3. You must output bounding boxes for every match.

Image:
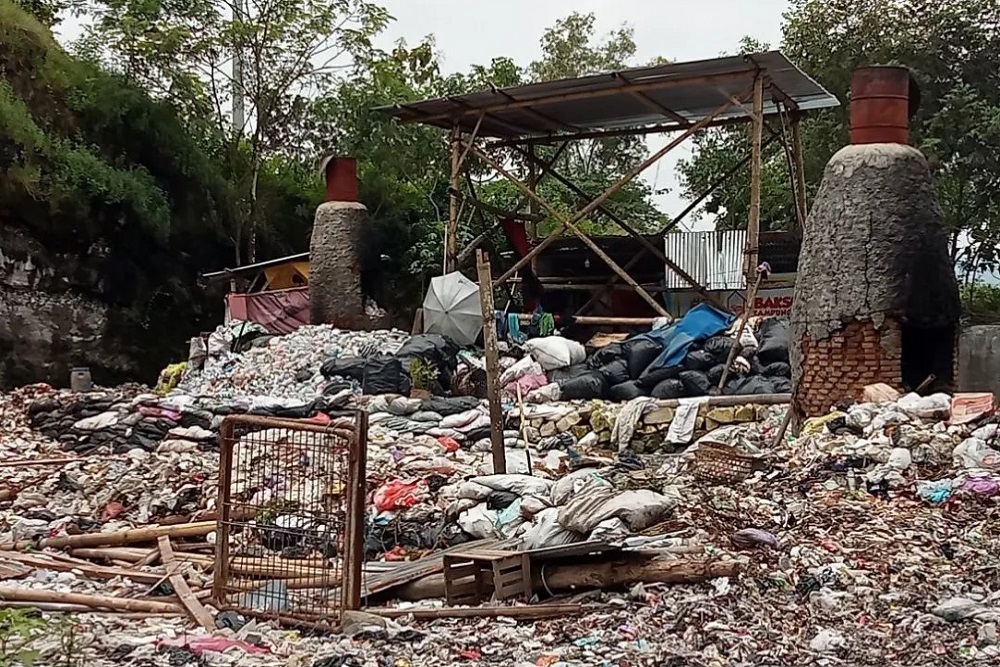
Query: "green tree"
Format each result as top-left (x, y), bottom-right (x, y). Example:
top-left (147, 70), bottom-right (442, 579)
top-left (74, 0), bottom-right (390, 264)
top-left (678, 0), bottom-right (1000, 281)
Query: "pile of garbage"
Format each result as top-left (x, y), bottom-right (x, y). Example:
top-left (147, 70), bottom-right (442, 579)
top-left (2, 381), bottom-right (1000, 665)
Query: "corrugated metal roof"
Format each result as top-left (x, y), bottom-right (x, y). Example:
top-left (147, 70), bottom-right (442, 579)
top-left (664, 231), bottom-right (747, 291)
top-left (375, 51), bottom-right (839, 139)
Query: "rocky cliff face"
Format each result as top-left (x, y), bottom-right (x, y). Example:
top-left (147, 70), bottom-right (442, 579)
top-left (0, 225), bottom-right (137, 387)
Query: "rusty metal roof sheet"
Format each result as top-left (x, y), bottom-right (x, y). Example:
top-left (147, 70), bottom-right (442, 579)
top-left (375, 51), bottom-right (839, 139)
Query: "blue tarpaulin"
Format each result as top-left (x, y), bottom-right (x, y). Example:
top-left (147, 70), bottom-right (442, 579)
top-left (636, 302), bottom-right (735, 373)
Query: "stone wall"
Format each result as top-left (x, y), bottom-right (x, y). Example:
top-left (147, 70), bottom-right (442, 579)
top-left (0, 225), bottom-right (136, 387)
top-left (958, 326), bottom-right (1000, 398)
top-left (522, 400), bottom-right (778, 454)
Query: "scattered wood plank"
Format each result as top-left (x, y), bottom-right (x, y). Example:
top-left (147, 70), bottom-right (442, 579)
top-left (158, 536), bottom-right (215, 631)
top-left (0, 586), bottom-right (184, 613)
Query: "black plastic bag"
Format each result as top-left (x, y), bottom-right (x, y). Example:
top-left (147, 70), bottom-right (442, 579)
top-left (678, 370), bottom-right (712, 396)
top-left (726, 375), bottom-right (774, 396)
top-left (683, 349), bottom-right (716, 372)
top-left (362, 355), bottom-right (406, 395)
top-left (651, 378), bottom-right (685, 399)
top-left (762, 361), bottom-right (791, 378)
top-left (706, 364), bottom-right (726, 385)
top-left (609, 381), bottom-right (645, 401)
top-left (638, 364), bottom-right (682, 390)
top-left (622, 337), bottom-right (664, 379)
top-left (597, 359), bottom-right (630, 386)
top-left (756, 317), bottom-right (790, 364)
top-left (771, 377), bottom-right (792, 393)
top-left (549, 364), bottom-right (589, 384)
top-left (587, 343), bottom-right (624, 369)
top-left (558, 371), bottom-right (608, 400)
top-left (703, 336), bottom-right (737, 362)
top-left (320, 356), bottom-right (366, 380)
top-left (422, 396), bottom-right (481, 416)
top-left (486, 491), bottom-right (520, 511)
top-left (395, 334), bottom-right (460, 388)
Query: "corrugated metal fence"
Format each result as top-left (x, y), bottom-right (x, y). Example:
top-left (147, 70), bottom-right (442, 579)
top-left (663, 230), bottom-right (747, 291)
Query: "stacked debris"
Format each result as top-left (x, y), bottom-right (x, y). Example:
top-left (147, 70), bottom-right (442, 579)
top-left (2, 384), bottom-right (1000, 664)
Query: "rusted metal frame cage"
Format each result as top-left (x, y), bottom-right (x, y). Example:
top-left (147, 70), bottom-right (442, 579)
top-left (380, 51), bottom-right (837, 325)
top-left (213, 412), bottom-right (367, 628)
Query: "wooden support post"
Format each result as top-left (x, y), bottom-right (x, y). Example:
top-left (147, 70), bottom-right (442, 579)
top-left (469, 144), bottom-right (670, 318)
top-left (489, 95), bottom-right (739, 287)
top-left (446, 125), bottom-right (461, 273)
top-left (476, 250), bottom-right (506, 474)
top-left (527, 144), bottom-right (539, 241)
top-left (717, 268), bottom-right (766, 390)
top-left (790, 116), bottom-right (808, 224)
top-left (746, 74), bottom-right (764, 283)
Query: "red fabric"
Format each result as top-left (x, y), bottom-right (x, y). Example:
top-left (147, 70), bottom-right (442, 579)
top-left (227, 287), bottom-right (310, 335)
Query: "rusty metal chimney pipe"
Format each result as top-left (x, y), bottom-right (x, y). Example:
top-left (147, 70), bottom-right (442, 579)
top-left (323, 156), bottom-right (359, 202)
top-left (850, 66), bottom-right (912, 145)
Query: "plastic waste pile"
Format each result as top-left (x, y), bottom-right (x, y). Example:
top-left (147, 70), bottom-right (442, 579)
top-left (3, 379), bottom-right (1000, 664)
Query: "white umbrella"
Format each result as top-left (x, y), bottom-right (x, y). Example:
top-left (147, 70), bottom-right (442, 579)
top-left (422, 272), bottom-right (483, 345)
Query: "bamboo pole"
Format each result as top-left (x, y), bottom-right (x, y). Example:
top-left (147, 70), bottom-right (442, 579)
top-left (717, 266), bottom-right (767, 390)
top-left (515, 384), bottom-right (533, 475)
top-left (468, 145), bottom-right (670, 318)
top-left (0, 551), bottom-right (166, 585)
top-left (446, 125), bottom-right (461, 272)
top-left (159, 536), bottom-right (216, 631)
top-left (476, 250), bottom-right (506, 475)
top-left (0, 521), bottom-right (216, 551)
top-left (0, 601), bottom-right (182, 616)
top-left (746, 73), bottom-right (765, 282)
top-left (374, 604), bottom-right (585, 620)
top-left (0, 586), bottom-right (185, 614)
top-left (490, 95), bottom-right (738, 287)
top-left (790, 116), bottom-right (809, 224)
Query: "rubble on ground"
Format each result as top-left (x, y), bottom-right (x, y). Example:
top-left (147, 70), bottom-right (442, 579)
top-left (1, 378), bottom-right (1000, 665)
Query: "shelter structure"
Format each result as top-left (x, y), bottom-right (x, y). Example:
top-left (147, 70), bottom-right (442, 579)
top-left (377, 51), bottom-right (839, 326)
top-left (201, 253), bottom-right (310, 334)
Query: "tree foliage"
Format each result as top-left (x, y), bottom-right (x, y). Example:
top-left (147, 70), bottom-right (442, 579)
top-left (678, 0), bottom-right (1000, 281)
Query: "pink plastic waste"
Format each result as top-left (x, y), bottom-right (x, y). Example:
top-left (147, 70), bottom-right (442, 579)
top-left (373, 480), bottom-right (425, 512)
top-left (157, 636), bottom-right (270, 656)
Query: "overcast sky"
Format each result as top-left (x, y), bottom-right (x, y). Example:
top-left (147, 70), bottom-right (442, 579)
top-left (374, 0), bottom-right (789, 228)
top-left (58, 0), bottom-right (790, 229)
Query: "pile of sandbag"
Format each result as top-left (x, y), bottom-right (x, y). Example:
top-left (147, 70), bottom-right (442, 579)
top-left (509, 315), bottom-right (793, 403)
top-left (320, 334), bottom-right (461, 397)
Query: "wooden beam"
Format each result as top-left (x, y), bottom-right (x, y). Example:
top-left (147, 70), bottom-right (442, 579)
top-left (746, 73), bottom-right (764, 283)
top-left (489, 94), bottom-right (739, 286)
top-left (343, 414), bottom-right (367, 611)
top-left (513, 148), bottom-right (717, 307)
top-left (447, 126), bottom-right (461, 272)
top-left (158, 536), bottom-right (215, 631)
top-left (790, 116), bottom-right (809, 224)
top-left (405, 70), bottom-right (753, 125)
top-left (469, 143), bottom-right (671, 318)
top-left (476, 250), bottom-right (506, 475)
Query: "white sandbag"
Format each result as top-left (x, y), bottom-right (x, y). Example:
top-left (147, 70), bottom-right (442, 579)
top-left (440, 409), bottom-right (482, 429)
top-left (499, 357), bottom-right (543, 387)
top-left (73, 412), bottom-right (119, 431)
top-left (524, 337), bottom-right (586, 371)
top-left (470, 474), bottom-right (553, 499)
top-left (456, 480), bottom-right (494, 501)
top-left (457, 504), bottom-right (500, 539)
top-left (550, 468), bottom-right (603, 506)
top-left (953, 438), bottom-right (1000, 470)
top-left (558, 481), bottom-right (680, 534)
top-left (588, 518), bottom-right (629, 543)
top-left (520, 495), bottom-right (550, 516)
top-left (527, 383), bottom-right (562, 403)
top-left (520, 507), bottom-right (584, 550)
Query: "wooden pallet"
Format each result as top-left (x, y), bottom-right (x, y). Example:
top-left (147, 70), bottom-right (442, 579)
top-left (442, 549), bottom-right (531, 606)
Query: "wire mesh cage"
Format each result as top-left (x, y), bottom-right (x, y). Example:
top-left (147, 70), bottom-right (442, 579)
top-left (213, 412), bottom-right (367, 627)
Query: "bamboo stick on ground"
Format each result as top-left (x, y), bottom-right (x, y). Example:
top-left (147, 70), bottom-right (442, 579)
top-left (158, 536), bottom-right (216, 631)
top-left (373, 604), bottom-right (584, 620)
top-left (0, 551), bottom-right (167, 585)
top-left (395, 557), bottom-right (741, 601)
top-left (0, 586), bottom-right (185, 613)
top-left (0, 521), bottom-right (216, 551)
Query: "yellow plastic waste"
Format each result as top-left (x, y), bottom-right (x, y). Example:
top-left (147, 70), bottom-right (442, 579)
top-left (800, 410), bottom-right (845, 437)
top-left (155, 362), bottom-right (187, 396)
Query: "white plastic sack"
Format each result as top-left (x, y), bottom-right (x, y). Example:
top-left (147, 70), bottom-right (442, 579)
top-left (526, 383), bottom-right (562, 404)
top-left (520, 507), bottom-right (583, 550)
top-left (739, 328), bottom-right (758, 348)
top-left (440, 409), bottom-right (482, 430)
top-left (524, 337), bottom-right (586, 371)
top-left (558, 482), bottom-right (680, 534)
top-left (953, 438), bottom-right (1000, 470)
top-left (499, 357), bottom-right (543, 387)
top-left (550, 468), bottom-right (603, 506)
top-left (469, 474), bottom-right (553, 499)
top-left (457, 504), bottom-right (500, 539)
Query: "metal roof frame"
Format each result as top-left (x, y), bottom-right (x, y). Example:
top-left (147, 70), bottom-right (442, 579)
top-left (375, 51), bottom-right (839, 142)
